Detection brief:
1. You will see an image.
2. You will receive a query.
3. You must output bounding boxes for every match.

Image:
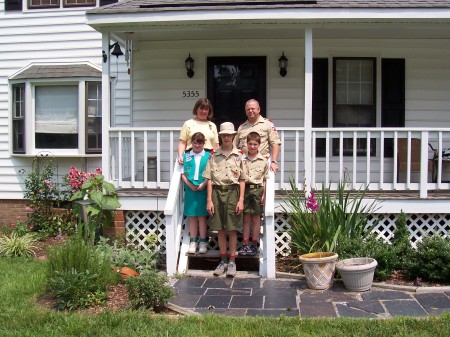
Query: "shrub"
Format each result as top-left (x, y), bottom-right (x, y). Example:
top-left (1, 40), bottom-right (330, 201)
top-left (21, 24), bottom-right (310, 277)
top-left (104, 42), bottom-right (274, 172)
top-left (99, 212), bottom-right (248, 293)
top-left (46, 236), bottom-right (119, 310)
top-left (126, 270), bottom-right (174, 311)
top-left (0, 233), bottom-right (37, 258)
top-left (391, 211), bottom-right (414, 266)
top-left (405, 235), bottom-right (450, 282)
top-left (20, 157), bottom-right (74, 236)
top-left (96, 236), bottom-right (160, 273)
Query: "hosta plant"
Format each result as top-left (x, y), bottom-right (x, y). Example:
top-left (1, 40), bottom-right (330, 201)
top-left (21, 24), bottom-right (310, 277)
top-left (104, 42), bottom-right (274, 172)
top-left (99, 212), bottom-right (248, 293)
top-left (0, 232), bottom-right (38, 258)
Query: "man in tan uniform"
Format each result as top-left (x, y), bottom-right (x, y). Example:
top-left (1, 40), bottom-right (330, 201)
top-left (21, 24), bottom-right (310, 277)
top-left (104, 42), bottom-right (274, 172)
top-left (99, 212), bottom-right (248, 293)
top-left (234, 99), bottom-right (281, 174)
top-left (203, 122), bottom-right (246, 277)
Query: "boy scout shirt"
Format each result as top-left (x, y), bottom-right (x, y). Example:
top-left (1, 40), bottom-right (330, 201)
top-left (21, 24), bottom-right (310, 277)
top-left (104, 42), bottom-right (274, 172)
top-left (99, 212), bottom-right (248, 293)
top-left (234, 116), bottom-right (281, 156)
top-left (243, 153), bottom-right (269, 185)
top-left (203, 148), bottom-right (247, 185)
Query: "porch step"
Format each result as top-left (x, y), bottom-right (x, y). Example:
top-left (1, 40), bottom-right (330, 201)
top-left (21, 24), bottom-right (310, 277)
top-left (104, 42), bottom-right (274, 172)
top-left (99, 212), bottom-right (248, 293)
top-left (186, 250), bottom-right (260, 273)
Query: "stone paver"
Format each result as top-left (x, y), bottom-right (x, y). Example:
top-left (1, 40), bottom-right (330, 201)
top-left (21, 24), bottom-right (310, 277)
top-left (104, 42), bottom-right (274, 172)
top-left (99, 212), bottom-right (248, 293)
top-left (383, 300), bottom-right (429, 317)
top-left (414, 293), bottom-right (450, 315)
top-left (169, 276), bottom-right (450, 318)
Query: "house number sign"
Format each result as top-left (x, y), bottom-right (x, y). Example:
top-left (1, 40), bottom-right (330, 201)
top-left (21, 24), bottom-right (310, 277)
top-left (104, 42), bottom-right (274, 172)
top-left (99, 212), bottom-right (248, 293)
top-left (182, 90), bottom-right (200, 98)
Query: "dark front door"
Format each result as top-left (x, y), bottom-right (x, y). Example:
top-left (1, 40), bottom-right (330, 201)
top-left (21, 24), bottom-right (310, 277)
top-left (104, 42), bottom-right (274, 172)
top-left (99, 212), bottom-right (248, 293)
top-left (207, 57), bottom-right (266, 131)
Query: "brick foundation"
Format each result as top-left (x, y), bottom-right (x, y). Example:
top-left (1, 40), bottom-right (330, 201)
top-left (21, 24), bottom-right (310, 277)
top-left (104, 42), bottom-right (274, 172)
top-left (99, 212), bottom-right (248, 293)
top-left (0, 200), bottom-right (29, 227)
top-left (0, 199), bottom-right (126, 241)
top-left (103, 210), bottom-right (126, 241)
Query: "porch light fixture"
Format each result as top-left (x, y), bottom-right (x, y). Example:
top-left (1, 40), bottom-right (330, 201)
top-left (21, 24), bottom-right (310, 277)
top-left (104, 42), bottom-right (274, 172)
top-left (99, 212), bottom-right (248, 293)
top-left (185, 53), bottom-right (194, 78)
top-left (278, 52), bottom-right (288, 77)
top-left (102, 42), bottom-right (124, 63)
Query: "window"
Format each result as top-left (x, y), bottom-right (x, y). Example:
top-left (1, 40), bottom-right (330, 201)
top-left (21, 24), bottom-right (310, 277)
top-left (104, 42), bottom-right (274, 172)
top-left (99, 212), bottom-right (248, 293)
top-left (86, 82), bottom-right (102, 153)
top-left (5, 0), bottom-right (22, 11)
top-left (35, 85), bottom-right (79, 149)
top-left (29, 0), bottom-right (60, 9)
top-left (333, 58), bottom-right (376, 155)
top-left (12, 84), bottom-right (25, 153)
top-left (64, 0), bottom-right (96, 7)
top-left (28, 0), bottom-right (98, 9)
top-left (11, 79), bottom-right (102, 155)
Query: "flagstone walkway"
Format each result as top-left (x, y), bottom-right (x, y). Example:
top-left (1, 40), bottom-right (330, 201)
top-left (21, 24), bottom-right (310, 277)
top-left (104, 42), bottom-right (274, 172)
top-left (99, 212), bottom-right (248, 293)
top-left (169, 276), bottom-right (450, 318)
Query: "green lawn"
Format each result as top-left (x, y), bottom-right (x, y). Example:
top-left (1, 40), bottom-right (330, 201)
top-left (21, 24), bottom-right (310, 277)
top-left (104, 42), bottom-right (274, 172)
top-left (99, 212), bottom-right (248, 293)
top-left (0, 258), bottom-right (448, 337)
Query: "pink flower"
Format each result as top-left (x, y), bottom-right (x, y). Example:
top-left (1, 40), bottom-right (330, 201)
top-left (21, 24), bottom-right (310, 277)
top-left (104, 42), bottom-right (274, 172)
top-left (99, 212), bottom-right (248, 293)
top-left (306, 192), bottom-right (319, 212)
top-left (10, 223), bottom-right (16, 228)
top-left (25, 207), bottom-right (33, 213)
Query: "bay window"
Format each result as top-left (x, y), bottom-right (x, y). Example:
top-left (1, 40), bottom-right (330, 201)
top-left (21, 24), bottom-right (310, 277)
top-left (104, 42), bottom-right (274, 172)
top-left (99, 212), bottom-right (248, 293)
top-left (10, 76), bottom-right (102, 155)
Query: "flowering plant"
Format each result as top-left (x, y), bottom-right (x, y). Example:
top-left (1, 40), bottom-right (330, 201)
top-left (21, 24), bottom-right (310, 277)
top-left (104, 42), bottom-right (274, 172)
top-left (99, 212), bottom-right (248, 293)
top-left (20, 157), bottom-right (72, 236)
top-left (281, 177), bottom-right (380, 254)
top-left (68, 167), bottom-right (121, 238)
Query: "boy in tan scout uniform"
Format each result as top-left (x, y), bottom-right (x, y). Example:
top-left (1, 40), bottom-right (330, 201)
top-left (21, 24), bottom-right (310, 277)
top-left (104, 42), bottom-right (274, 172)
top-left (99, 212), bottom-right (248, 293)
top-left (238, 132), bottom-right (269, 256)
top-left (203, 122), bottom-right (246, 277)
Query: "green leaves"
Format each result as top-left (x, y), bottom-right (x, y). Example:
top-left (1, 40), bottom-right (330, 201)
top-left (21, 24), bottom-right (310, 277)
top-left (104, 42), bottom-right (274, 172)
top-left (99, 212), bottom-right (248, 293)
top-left (70, 172), bottom-right (121, 232)
top-left (282, 177), bottom-right (381, 255)
top-left (0, 233), bottom-right (38, 258)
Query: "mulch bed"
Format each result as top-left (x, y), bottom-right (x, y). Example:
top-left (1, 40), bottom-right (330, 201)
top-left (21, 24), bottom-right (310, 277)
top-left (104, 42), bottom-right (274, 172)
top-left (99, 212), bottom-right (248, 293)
top-left (32, 238), bottom-right (448, 315)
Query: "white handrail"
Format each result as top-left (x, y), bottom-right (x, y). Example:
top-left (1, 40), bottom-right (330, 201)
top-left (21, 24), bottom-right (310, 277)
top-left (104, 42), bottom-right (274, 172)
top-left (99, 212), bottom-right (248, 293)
top-left (163, 161), bottom-right (183, 276)
top-left (262, 170), bottom-right (276, 278)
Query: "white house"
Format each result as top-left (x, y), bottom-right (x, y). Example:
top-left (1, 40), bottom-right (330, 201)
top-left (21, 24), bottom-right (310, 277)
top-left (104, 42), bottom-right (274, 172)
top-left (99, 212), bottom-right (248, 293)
top-left (2, 1), bottom-right (450, 277)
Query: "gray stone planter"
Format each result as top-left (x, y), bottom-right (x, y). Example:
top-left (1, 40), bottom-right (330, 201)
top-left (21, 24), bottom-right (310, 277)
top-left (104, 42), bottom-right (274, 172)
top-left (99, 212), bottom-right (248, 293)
top-left (336, 257), bottom-right (378, 292)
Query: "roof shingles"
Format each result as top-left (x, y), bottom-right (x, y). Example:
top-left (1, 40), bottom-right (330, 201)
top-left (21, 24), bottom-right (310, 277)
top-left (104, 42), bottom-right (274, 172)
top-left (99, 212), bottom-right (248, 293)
top-left (87, 0), bottom-right (450, 15)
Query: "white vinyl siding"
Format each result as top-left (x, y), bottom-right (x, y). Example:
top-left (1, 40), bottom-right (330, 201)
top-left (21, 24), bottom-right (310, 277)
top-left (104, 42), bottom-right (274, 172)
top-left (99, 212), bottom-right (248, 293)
top-left (0, 5), bottom-right (129, 198)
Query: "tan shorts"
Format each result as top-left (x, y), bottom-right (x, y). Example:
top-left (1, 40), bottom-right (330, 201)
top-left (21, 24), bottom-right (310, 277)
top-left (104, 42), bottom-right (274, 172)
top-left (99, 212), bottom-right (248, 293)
top-left (244, 185), bottom-right (264, 215)
top-left (209, 187), bottom-right (243, 231)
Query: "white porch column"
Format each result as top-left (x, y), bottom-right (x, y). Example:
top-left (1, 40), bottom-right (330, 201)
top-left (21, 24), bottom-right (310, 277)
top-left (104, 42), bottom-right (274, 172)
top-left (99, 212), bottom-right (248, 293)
top-left (304, 28), bottom-right (313, 191)
top-left (101, 33), bottom-right (111, 181)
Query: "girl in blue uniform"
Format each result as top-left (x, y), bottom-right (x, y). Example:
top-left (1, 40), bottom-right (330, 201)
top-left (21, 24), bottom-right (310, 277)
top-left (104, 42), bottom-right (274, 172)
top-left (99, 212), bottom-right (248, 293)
top-left (181, 132), bottom-right (211, 254)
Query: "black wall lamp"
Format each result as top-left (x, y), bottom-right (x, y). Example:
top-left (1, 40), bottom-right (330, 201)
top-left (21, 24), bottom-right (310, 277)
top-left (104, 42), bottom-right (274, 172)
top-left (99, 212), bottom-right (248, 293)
top-left (185, 53), bottom-right (194, 78)
top-left (102, 42), bottom-right (124, 63)
top-left (278, 52), bottom-right (288, 77)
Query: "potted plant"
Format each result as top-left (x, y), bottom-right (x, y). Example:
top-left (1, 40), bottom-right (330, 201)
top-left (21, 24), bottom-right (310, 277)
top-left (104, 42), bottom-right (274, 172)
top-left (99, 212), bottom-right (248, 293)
top-left (281, 177), bottom-right (380, 290)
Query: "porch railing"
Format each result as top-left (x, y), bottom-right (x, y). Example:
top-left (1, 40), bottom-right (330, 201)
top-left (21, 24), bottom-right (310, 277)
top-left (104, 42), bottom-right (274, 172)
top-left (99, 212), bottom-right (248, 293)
top-left (107, 127), bottom-right (450, 197)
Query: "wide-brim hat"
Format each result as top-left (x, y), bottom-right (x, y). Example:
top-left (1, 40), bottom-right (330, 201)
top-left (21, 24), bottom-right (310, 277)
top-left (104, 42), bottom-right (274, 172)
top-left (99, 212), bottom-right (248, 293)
top-left (218, 122), bottom-right (237, 135)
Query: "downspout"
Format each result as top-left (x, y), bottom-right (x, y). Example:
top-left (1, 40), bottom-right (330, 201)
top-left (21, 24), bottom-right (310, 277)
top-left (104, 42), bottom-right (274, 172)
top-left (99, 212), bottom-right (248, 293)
top-left (304, 28), bottom-right (313, 192)
top-left (102, 33), bottom-right (111, 183)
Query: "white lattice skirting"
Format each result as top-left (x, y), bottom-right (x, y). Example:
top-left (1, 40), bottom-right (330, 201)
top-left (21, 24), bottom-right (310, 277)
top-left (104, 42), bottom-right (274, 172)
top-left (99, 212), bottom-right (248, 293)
top-left (125, 211), bottom-right (450, 257)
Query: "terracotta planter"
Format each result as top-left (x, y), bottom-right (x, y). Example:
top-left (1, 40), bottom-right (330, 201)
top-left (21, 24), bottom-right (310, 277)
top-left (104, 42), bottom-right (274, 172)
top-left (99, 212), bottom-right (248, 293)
top-left (299, 252), bottom-right (338, 290)
top-left (336, 257), bottom-right (377, 291)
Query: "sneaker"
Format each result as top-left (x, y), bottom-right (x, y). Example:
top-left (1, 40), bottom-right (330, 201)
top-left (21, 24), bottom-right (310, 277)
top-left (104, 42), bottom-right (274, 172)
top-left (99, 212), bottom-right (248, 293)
top-left (188, 241), bottom-right (197, 254)
top-left (213, 262), bottom-right (227, 276)
top-left (226, 262), bottom-right (237, 277)
top-left (247, 243), bottom-right (258, 256)
top-left (238, 243), bottom-right (251, 256)
top-left (198, 241), bottom-right (207, 254)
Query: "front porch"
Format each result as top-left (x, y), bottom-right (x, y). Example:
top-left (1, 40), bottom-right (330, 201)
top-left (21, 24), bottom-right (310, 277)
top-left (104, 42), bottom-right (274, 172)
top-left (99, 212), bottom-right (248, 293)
top-left (108, 127), bottom-right (450, 198)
